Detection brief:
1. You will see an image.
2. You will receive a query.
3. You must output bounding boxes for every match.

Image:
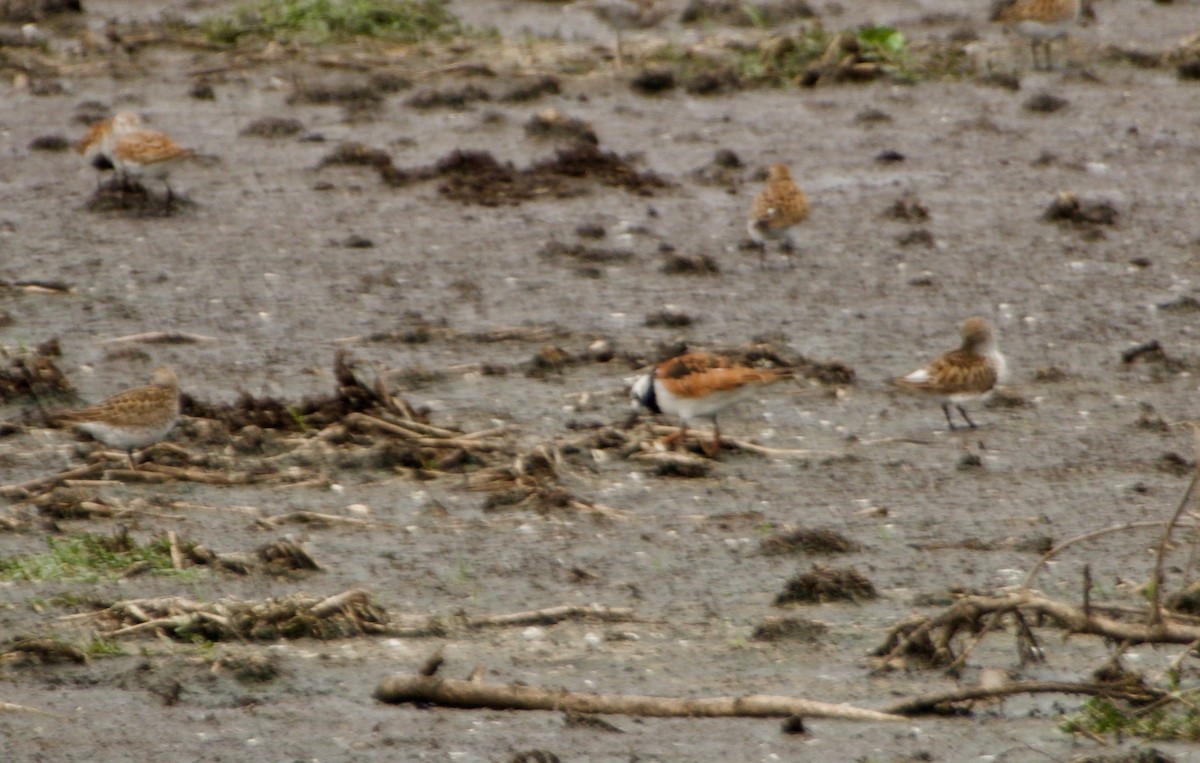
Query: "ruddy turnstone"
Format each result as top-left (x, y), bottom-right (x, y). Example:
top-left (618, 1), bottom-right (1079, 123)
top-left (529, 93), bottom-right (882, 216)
top-left (111, 120), bottom-right (195, 201)
top-left (630, 351), bottom-right (790, 456)
top-left (74, 111), bottom-right (143, 186)
top-left (747, 163), bottom-right (809, 266)
top-left (53, 367), bottom-right (180, 468)
top-left (990, 0), bottom-right (1081, 70)
top-left (893, 317), bottom-right (1008, 430)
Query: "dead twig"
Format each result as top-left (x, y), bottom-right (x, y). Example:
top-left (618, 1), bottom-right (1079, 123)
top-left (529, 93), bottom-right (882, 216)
top-left (1, 462), bottom-right (104, 498)
top-left (461, 604), bottom-right (636, 629)
top-left (1150, 427), bottom-right (1200, 624)
top-left (374, 673), bottom-right (903, 722)
top-left (255, 511), bottom-right (391, 529)
top-left (0, 700), bottom-right (66, 717)
top-left (876, 591), bottom-right (1200, 672)
top-left (881, 680), bottom-right (1162, 716)
top-left (1022, 520), bottom-right (1199, 588)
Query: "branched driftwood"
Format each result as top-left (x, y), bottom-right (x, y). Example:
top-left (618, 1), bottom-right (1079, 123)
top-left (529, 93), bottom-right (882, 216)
top-left (374, 673), bottom-right (903, 722)
top-left (874, 591), bottom-right (1200, 672)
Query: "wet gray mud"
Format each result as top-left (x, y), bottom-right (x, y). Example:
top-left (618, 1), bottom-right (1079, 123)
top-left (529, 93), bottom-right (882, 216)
top-left (2, 0), bottom-right (1200, 760)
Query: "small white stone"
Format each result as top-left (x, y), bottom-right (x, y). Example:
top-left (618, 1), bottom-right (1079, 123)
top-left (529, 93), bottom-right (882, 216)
top-left (345, 503), bottom-right (370, 517)
top-left (523, 627), bottom-right (546, 641)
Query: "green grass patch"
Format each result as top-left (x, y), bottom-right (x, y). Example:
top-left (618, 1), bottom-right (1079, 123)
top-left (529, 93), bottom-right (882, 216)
top-left (649, 23), bottom-right (966, 88)
top-left (202, 0), bottom-right (469, 45)
top-left (85, 637), bottom-right (127, 657)
top-left (1061, 696), bottom-right (1200, 742)
top-left (0, 532), bottom-right (183, 583)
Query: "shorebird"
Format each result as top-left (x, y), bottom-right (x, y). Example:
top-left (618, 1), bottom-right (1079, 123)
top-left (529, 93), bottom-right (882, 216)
top-left (577, 0), bottom-right (669, 69)
top-left (747, 163), bottom-right (809, 267)
top-left (111, 119), bottom-right (195, 201)
top-left (990, 0), bottom-right (1081, 70)
top-left (630, 351), bottom-right (790, 456)
top-left (52, 367), bottom-right (180, 469)
top-left (893, 317), bottom-right (1008, 430)
top-left (74, 111), bottom-right (143, 187)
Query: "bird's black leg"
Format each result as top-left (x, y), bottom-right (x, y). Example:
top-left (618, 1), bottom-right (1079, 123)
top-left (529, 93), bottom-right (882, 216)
top-left (957, 405), bottom-right (978, 429)
top-left (942, 402), bottom-right (958, 431)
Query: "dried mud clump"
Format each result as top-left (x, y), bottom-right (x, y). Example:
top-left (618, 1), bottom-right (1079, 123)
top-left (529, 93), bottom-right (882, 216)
top-left (759, 527), bottom-right (860, 556)
top-left (434, 149), bottom-right (525, 205)
top-left (28, 134), bottom-right (69, 152)
top-left (854, 107), bottom-right (892, 124)
top-left (1166, 583), bottom-right (1200, 615)
top-left (500, 76), bottom-right (561, 103)
top-left (539, 240), bottom-right (634, 265)
top-left (189, 81), bottom-right (216, 100)
top-left (524, 108), bottom-right (597, 145)
top-left (774, 564), bottom-right (877, 605)
top-left (241, 116), bottom-right (305, 138)
top-left (509, 752), bottom-right (561, 763)
top-left (630, 69), bottom-right (676, 95)
top-left (429, 144), bottom-right (667, 205)
top-left (405, 84), bottom-right (491, 109)
top-left (681, 0), bottom-right (815, 26)
top-left (213, 652), bottom-right (281, 683)
top-left (287, 80), bottom-right (383, 107)
top-left (751, 616), bottom-right (829, 642)
top-left (788, 354), bottom-right (856, 386)
top-left (684, 67), bottom-right (743, 96)
top-left (525, 345), bottom-right (578, 378)
top-left (689, 148), bottom-right (743, 187)
top-left (318, 141), bottom-right (394, 170)
top-left (0, 0), bottom-right (80, 22)
top-left (883, 191), bottom-right (929, 222)
top-left (534, 143), bottom-right (667, 193)
top-left (1025, 91), bottom-right (1069, 113)
top-left (976, 71), bottom-right (1021, 91)
top-left (654, 458), bottom-right (710, 477)
top-left (1121, 340), bottom-right (1189, 377)
top-left (661, 253), bottom-right (720, 275)
top-left (644, 309), bottom-right (694, 328)
top-left (368, 70), bottom-right (412, 93)
top-left (0, 339), bottom-right (69, 404)
top-left (333, 140), bottom-right (666, 203)
top-left (181, 352), bottom-right (385, 433)
top-left (1156, 451), bottom-right (1194, 477)
top-left (1043, 191), bottom-right (1119, 227)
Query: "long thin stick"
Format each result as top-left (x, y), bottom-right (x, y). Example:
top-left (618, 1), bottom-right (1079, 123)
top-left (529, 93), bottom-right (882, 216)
top-left (1149, 427), bottom-right (1200, 625)
top-left (881, 680), bottom-right (1161, 716)
top-left (374, 674), bottom-right (903, 722)
top-left (1022, 520), bottom-right (1199, 589)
